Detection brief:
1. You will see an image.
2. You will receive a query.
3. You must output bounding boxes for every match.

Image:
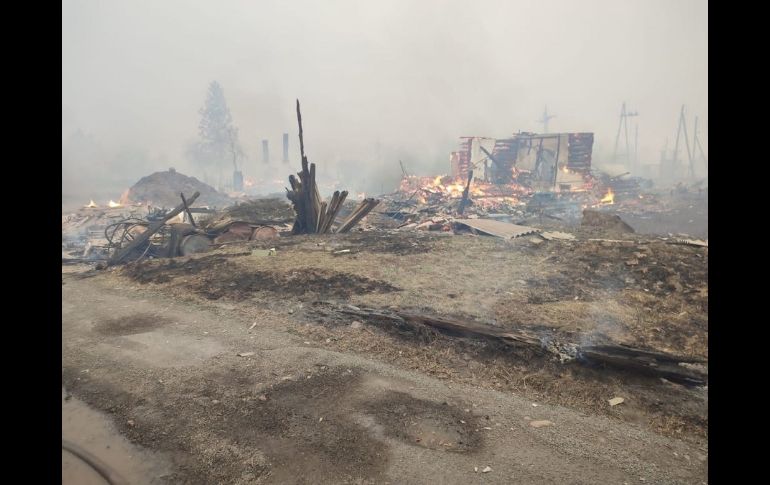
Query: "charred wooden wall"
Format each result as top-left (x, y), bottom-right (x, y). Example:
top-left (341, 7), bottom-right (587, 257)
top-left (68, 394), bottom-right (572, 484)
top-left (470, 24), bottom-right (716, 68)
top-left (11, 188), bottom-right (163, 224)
top-left (566, 133), bottom-right (593, 173)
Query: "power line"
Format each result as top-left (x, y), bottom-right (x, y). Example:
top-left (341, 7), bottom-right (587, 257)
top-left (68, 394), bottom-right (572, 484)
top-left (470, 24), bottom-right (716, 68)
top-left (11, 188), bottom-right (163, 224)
top-left (536, 105), bottom-right (556, 134)
top-left (612, 102), bottom-right (638, 169)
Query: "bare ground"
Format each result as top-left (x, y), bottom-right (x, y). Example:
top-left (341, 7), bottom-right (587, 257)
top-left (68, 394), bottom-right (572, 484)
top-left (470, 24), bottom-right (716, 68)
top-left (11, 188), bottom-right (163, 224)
top-left (62, 220), bottom-right (707, 483)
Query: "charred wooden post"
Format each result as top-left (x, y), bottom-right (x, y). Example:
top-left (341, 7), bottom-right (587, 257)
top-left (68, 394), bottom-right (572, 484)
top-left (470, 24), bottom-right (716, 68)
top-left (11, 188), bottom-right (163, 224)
top-left (285, 100), bottom-right (373, 234)
top-left (458, 169), bottom-right (473, 215)
top-left (180, 192), bottom-right (197, 228)
top-left (286, 100), bottom-right (321, 234)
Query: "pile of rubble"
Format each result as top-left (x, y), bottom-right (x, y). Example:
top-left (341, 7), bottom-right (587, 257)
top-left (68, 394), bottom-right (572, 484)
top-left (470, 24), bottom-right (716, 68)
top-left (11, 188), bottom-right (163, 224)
top-left (63, 97), bottom-right (707, 265)
top-left (123, 168), bottom-right (233, 208)
top-left (364, 167), bottom-right (704, 240)
top-left (372, 172), bottom-right (614, 234)
top-left (62, 189), bottom-right (296, 264)
top-left (202, 198), bottom-right (295, 244)
top-left (62, 205), bottom-right (148, 261)
top-left (62, 101), bottom-right (382, 265)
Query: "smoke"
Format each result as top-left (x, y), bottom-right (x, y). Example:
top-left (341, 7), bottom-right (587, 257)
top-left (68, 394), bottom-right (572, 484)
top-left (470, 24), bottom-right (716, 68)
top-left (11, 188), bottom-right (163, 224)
top-left (62, 0), bottom-right (707, 201)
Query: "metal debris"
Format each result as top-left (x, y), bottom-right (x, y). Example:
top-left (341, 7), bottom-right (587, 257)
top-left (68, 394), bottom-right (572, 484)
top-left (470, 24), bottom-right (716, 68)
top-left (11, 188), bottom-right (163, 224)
top-left (453, 219), bottom-right (540, 239)
top-left (540, 231), bottom-right (576, 241)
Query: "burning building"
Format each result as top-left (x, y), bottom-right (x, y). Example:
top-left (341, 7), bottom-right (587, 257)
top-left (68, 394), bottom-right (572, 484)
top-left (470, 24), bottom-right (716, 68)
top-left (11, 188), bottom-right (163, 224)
top-left (450, 132), bottom-right (594, 192)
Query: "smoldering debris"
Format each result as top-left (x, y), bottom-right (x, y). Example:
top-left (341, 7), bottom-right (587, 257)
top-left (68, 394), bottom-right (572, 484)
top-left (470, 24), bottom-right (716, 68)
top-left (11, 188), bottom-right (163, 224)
top-left (61, 102), bottom-right (707, 402)
top-left (61, 191), bottom-right (292, 265)
top-left (63, 103), bottom-right (706, 266)
top-left (331, 304), bottom-right (706, 385)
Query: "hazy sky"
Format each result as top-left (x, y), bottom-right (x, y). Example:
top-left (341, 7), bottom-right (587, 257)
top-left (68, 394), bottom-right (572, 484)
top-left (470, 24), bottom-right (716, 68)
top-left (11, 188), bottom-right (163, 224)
top-left (62, 0), bottom-right (707, 198)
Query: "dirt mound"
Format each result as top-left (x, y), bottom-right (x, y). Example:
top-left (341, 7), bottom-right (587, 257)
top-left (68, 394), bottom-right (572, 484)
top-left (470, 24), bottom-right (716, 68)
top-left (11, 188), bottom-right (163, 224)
top-left (124, 169), bottom-right (232, 208)
top-left (582, 209), bottom-right (635, 233)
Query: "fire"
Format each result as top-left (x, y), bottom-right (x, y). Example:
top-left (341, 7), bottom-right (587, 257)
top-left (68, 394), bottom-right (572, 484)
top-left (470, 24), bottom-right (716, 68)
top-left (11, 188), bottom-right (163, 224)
top-left (599, 188), bottom-right (615, 205)
top-left (398, 173), bottom-right (533, 210)
top-left (244, 176), bottom-right (255, 188)
top-left (562, 165), bottom-right (569, 174)
top-left (471, 186), bottom-right (485, 196)
top-left (357, 192), bottom-right (366, 200)
top-left (85, 200), bottom-right (97, 208)
top-left (108, 200), bottom-right (122, 208)
top-left (119, 188), bottom-right (131, 205)
top-left (446, 183), bottom-right (465, 196)
top-left (420, 174), bottom-right (478, 197)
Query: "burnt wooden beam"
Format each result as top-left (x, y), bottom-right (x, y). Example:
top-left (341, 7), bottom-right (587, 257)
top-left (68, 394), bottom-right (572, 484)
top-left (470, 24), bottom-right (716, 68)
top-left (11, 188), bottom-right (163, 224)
top-left (336, 198), bottom-right (380, 233)
top-left (339, 306), bottom-right (706, 385)
top-left (180, 192), bottom-right (197, 228)
top-left (458, 169), bottom-right (473, 215)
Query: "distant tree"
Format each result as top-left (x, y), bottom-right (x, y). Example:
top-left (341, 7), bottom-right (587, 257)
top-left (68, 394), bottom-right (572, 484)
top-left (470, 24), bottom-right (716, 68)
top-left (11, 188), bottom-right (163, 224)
top-left (187, 81), bottom-right (243, 186)
top-left (225, 125), bottom-right (245, 172)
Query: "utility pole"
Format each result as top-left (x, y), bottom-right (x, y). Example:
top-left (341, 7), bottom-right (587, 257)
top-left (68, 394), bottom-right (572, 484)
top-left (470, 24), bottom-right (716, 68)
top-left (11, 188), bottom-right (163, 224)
top-left (672, 105), bottom-right (693, 179)
top-left (537, 105), bottom-right (556, 134)
top-left (692, 116), bottom-right (708, 175)
top-left (612, 102), bottom-right (638, 170)
top-left (634, 123), bottom-right (639, 173)
top-left (399, 160), bottom-right (409, 178)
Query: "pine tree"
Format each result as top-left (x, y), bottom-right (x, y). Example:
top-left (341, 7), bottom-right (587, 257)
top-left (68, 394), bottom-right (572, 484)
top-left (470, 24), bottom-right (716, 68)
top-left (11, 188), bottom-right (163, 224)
top-left (187, 81), bottom-right (243, 186)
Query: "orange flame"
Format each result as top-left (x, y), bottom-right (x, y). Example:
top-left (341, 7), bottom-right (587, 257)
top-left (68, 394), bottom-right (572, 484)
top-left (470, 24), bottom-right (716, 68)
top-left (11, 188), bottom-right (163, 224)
top-left (119, 188), bottom-right (131, 205)
top-left (85, 200), bottom-right (97, 208)
top-left (446, 183), bottom-right (465, 195)
top-left (398, 173), bottom-right (532, 209)
top-left (108, 200), bottom-right (122, 208)
top-left (599, 188), bottom-right (615, 204)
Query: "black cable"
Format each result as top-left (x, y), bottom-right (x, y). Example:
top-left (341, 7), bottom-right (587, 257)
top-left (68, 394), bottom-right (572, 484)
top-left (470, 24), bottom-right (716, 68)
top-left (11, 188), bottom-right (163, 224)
top-left (62, 439), bottom-right (128, 485)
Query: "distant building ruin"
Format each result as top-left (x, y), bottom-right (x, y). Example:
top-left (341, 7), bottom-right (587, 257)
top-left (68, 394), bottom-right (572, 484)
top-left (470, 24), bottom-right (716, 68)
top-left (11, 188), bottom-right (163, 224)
top-left (262, 139), bottom-right (270, 163)
top-left (450, 133), bottom-right (593, 191)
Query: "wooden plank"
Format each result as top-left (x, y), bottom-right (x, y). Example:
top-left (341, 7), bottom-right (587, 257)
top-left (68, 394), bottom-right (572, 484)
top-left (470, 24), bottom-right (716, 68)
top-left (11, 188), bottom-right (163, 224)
top-left (322, 190), bottom-right (348, 233)
top-left (316, 201), bottom-right (327, 233)
top-left (336, 198), bottom-right (380, 233)
top-left (319, 191), bottom-right (339, 234)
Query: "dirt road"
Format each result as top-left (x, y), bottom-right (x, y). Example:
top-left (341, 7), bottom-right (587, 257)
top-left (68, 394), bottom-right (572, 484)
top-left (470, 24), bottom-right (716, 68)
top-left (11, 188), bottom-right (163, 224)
top-left (62, 266), bottom-right (707, 484)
